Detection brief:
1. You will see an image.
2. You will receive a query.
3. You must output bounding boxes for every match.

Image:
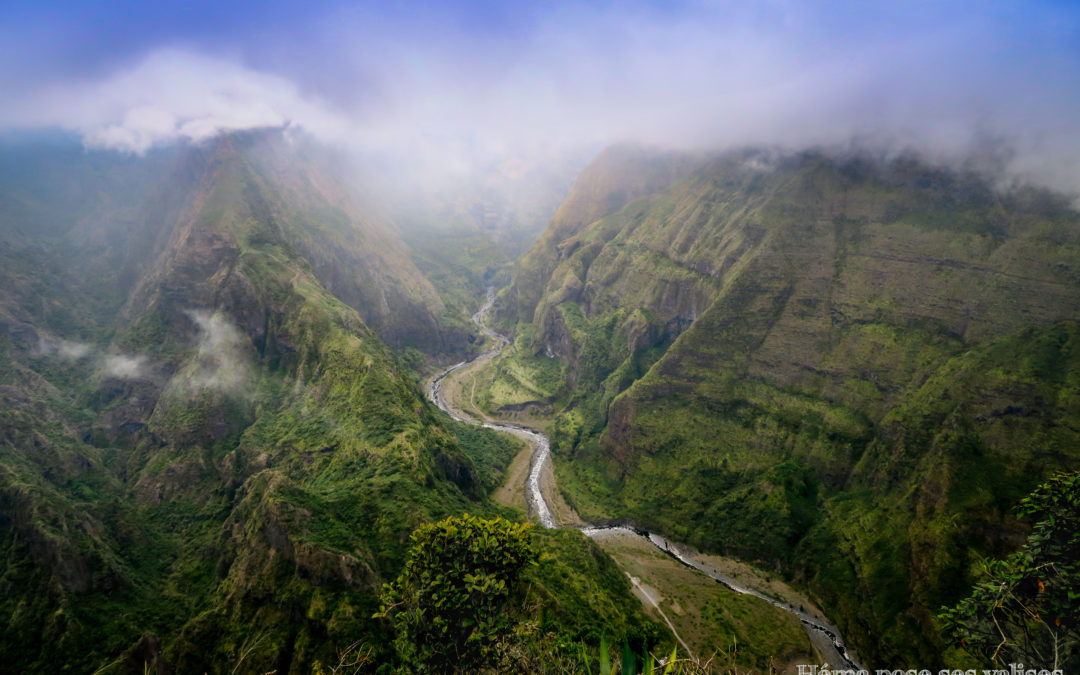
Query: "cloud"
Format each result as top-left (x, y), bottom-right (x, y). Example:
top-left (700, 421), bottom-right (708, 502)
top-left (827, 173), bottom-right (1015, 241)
top-left (1, 2), bottom-right (1078, 190)
top-left (5, 49), bottom-right (350, 154)
top-left (33, 312), bottom-right (250, 388)
top-left (101, 353), bottom-right (150, 380)
top-left (37, 337), bottom-right (93, 360)
top-left (182, 310), bottom-right (250, 393)
top-left (37, 336), bottom-right (151, 380)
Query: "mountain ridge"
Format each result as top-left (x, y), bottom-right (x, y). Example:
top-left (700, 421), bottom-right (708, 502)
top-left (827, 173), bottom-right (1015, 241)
top-left (494, 144), bottom-right (1080, 666)
top-left (0, 131), bottom-right (661, 672)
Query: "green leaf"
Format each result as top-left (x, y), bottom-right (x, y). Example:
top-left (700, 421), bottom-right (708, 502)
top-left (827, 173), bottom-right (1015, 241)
top-left (663, 645), bottom-right (677, 675)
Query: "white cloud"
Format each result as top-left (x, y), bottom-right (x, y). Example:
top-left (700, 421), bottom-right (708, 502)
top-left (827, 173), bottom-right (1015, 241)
top-left (38, 337), bottom-right (152, 380)
top-left (7, 49), bottom-right (350, 154)
top-left (37, 337), bottom-right (93, 360)
top-left (35, 312), bottom-right (251, 389)
top-left (101, 353), bottom-right (149, 380)
top-left (182, 310), bottom-right (250, 393)
top-left (1, 3), bottom-right (1078, 192)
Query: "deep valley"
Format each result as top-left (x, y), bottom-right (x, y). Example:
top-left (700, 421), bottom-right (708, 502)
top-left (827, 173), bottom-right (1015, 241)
top-left (1, 132), bottom-right (1078, 673)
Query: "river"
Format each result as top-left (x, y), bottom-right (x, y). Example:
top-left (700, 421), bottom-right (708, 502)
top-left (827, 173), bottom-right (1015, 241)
top-left (427, 287), bottom-right (863, 670)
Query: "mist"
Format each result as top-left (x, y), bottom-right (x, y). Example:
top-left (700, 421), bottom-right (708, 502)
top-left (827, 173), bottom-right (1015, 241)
top-left (36, 335), bottom-right (154, 381)
top-left (1, 1), bottom-right (1078, 192)
top-left (32, 311), bottom-right (250, 390)
top-left (182, 310), bottom-right (251, 394)
top-left (37, 337), bottom-right (93, 361)
top-left (101, 353), bottom-right (150, 381)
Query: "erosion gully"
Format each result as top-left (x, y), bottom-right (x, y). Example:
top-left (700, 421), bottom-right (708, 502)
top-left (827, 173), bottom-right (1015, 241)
top-left (427, 288), bottom-right (863, 670)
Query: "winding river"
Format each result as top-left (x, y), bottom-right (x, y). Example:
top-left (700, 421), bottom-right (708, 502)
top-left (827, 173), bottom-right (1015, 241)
top-left (427, 287), bottom-right (863, 670)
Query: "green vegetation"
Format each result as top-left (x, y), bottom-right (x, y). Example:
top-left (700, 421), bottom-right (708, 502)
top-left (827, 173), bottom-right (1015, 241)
top-left (376, 515), bottom-right (538, 671)
top-left (497, 146), bottom-right (1080, 667)
top-left (7, 134), bottom-right (1080, 672)
top-left (401, 217), bottom-right (511, 347)
top-left (474, 331), bottom-right (565, 415)
top-left (374, 517), bottom-right (671, 674)
top-left (590, 530), bottom-right (815, 670)
top-left (940, 470), bottom-right (1080, 670)
top-left (0, 132), bottom-right (665, 673)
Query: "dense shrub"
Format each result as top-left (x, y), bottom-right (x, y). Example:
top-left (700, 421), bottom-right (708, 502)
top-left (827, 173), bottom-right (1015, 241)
top-left (940, 470), bottom-right (1080, 670)
top-left (376, 514), bottom-right (537, 672)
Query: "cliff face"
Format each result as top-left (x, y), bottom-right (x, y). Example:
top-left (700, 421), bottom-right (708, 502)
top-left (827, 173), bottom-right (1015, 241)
top-left (239, 134), bottom-right (464, 354)
top-left (517, 146), bottom-right (1080, 665)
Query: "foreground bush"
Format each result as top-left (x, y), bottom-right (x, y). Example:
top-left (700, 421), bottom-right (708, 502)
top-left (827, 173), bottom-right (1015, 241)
top-left (376, 514), bottom-right (537, 672)
top-left (941, 470), bottom-right (1080, 670)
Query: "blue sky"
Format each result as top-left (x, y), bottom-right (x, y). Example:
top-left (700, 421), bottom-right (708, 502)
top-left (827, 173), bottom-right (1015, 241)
top-left (2, 1), bottom-right (1079, 188)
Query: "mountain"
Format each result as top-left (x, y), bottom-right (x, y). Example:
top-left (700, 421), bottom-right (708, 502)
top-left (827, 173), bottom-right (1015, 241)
top-left (496, 145), bottom-right (1080, 666)
top-left (0, 130), bottom-right (469, 357)
top-left (501, 143), bottom-right (704, 330)
top-left (0, 132), bottom-right (658, 672)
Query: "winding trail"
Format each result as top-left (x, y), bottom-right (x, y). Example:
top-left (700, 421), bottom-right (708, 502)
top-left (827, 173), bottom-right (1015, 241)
top-left (428, 287), bottom-right (863, 670)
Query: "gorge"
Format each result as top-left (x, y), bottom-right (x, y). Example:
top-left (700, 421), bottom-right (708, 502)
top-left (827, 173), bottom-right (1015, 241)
top-left (1, 133), bottom-right (1078, 673)
top-left (429, 286), bottom-right (863, 669)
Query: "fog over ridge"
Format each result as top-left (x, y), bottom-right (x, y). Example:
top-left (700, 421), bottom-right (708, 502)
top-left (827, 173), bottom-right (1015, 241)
top-left (1, 1), bottom-right (1078, 192)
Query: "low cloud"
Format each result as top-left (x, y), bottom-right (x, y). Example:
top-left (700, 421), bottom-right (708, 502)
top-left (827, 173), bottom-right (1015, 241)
top-left (6, 50), bottom-right (350, 154)
top-left (34, 312), bottom-right (250, 388)
top-left (101, 353), bottom-right (150, 380)
top-left (37, 337), bottom-right (93, 360)
top-left (37, 336), bottom-right (152, 380)
top-left (183, 310), bottom-right (250, 393)
top-left (1, 2), bottom-right (1078, 192)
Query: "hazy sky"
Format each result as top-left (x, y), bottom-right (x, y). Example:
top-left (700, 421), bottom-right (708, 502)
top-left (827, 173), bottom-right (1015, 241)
top-left (2, 0), bottom-right (1079, 188)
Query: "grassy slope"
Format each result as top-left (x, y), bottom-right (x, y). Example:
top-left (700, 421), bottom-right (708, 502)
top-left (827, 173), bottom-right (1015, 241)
top-left (499, 143), bottom-right (705, 330)
top-left (592, 531), bottom-right (815, 670)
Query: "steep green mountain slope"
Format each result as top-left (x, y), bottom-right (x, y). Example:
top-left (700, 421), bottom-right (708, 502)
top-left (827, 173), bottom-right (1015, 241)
top-left (0, 131), bottom-right (464, 357)
top-left (238, 134), bottom-right (470, 355)
top-left (500, 144), bottom-right (705, 330)
top-left (0, 134), bottom-right (660, 672)
top-left (499, 147), bottom-right (1080, 666)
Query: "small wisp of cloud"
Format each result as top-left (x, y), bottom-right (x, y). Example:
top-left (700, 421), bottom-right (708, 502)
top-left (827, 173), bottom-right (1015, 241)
top-left (182, 309), bottom-right (251, 394)
top-left (101, 353), bottom-right (150, 380)
top-left (37, 337), bottom-right (94, 360)
top-left (37, 336), bottom-right (155, 381)
top-left (34, 312), bottom-right (252, 389)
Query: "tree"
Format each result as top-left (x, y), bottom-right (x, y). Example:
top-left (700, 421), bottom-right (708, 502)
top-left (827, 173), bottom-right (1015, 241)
top-left (375, 514), bottom-right (537, 672)
top-left (940, 470), bottom-right (1080, 670)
